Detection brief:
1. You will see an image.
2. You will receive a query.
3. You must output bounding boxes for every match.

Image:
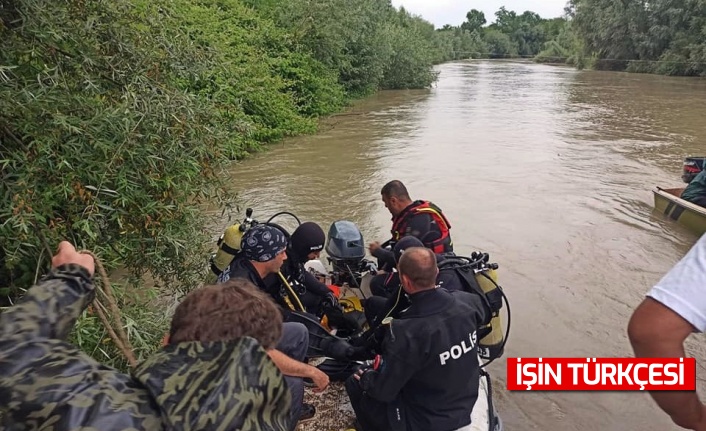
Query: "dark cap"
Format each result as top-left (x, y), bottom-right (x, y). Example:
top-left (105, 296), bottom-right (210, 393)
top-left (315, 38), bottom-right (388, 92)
top-left (393, 236), bottom-right (425, 263)
top-left (291, 222), bottom-right (325, 259)
top-left (241, 224), bottom-right (288, 262)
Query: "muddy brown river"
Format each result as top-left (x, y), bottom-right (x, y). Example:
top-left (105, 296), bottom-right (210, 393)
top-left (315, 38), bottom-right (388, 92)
top-left (217, 60), bottom-right (706, 430)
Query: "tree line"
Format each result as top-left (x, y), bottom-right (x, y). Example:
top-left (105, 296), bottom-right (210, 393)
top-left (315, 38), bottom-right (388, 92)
top-left (438, 1), bottom-right (706, 76)
top-left (567, 0), bottom-right (706, 75)
top-left (432, 7), bottom-right (568, 62)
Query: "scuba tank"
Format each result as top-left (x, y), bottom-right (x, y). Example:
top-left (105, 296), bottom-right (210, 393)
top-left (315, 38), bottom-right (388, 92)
top-left (207, 208), bottom-right (255, 282)
top-left (473, 262), bottom-right (505, 362)
top-left (438, 252), bottom-right (508, 363)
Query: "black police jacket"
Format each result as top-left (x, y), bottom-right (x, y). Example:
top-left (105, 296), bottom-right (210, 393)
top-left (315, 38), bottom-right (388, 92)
top-left (359, 288), bottom-right (488, 431)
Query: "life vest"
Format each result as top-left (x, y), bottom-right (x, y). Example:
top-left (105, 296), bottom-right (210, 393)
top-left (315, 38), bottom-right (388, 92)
top-left (391, 200), bottom-right (452, 253)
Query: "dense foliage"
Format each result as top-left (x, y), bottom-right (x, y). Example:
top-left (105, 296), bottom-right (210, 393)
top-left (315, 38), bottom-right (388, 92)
top-left (434, 2), bottom-right (706, 76)
top-left (433, 7), bottom-right (566, 62)
top-left (500, 0), bottom-right (706, 76)
top-left (244, 0), bottom-right (440, 95)
top-left (566, 0), bottom-right (706, 75)
top-left (0, 0), bottom-right (443, 369)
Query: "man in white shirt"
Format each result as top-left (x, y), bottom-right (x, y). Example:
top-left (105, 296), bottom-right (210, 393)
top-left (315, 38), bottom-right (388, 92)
top-left (628, 233), bottom-right (706, 431)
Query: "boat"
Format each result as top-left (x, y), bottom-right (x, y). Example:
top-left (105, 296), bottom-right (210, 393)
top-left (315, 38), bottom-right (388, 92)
top-left (652, 186), bottom-right (706, 236)
top-left (210, 209), bottom-right (506, 431)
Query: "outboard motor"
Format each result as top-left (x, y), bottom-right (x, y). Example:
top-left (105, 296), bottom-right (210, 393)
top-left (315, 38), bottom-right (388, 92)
top-left (325, 220), bottom-right (373, 287)
top-left (682, 156), bottom-right (705, 183)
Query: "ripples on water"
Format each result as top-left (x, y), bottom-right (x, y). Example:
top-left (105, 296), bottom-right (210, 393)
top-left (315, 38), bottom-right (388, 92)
top-left (217, 60), bottom-right (706, 430)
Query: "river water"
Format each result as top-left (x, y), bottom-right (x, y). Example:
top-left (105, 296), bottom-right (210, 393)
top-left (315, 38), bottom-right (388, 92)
top-left (218, 60), bottom-right (706, 430)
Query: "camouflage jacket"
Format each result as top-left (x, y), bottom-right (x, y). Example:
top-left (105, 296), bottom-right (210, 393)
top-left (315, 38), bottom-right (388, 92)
top-left (0, 264), bottom-right (293, 431)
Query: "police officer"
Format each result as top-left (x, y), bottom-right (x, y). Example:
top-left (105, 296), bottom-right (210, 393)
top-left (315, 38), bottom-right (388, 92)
top-left (345, 246), bottom-right (488, 431)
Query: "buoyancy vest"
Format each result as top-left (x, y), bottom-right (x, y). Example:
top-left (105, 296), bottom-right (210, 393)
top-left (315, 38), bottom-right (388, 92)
top-left (391, 200), bottom-right (452, 253)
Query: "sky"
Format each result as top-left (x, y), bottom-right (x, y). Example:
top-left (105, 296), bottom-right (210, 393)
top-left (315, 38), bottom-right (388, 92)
top-left (390, 0), bottom-right (569, 28)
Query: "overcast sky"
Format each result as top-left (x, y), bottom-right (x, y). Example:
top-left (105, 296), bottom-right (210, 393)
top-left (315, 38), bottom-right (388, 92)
top-left (390, 0), bottom-right (569, 28)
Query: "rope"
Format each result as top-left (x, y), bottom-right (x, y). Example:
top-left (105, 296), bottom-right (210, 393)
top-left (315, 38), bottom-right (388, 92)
top-left (79, 250), bottom-right (138, 368)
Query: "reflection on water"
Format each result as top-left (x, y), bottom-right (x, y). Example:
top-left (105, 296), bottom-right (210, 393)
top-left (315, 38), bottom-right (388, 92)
top-left (208, 90), bottom-right (434, 244)
top-left (214, 60), bottom-right (706, 430)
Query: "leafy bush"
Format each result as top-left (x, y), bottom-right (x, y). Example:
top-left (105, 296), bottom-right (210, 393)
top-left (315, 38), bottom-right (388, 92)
top-left (170, 0), bottom-right (345, 146)
top-left (1, 0), bottom-right (233, 296)
top-left (484, 29), bottom-right (519, 58)
top-left (380, 20), bottom-right (439, 89)
top-left (246, 0), bottom-right (441, 94)
top-left (0, 0), bottom-right (441, 370)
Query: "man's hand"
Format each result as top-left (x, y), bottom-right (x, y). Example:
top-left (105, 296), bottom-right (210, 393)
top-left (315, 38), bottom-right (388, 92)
top-left (52, 241), bottom-right (95, 276)
top-left (308, 367), bottom-right (329, 393)
top-left (352, 368), bottom-right (365, 381)
top-left (352, 366), bottom-right (372, 381)
top-left (368, 241), bottom-right (381, 254)
top-left (268, 348), bottom-right (329, 393)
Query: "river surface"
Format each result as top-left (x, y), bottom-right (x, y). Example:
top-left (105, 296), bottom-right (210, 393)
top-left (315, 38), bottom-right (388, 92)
top-left (217, 60), bottom-right (706, 430)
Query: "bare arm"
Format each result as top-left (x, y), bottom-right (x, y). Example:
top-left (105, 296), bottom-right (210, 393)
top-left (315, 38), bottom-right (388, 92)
top-left (267, 349), bottom-right (329, 392)
top-left (628, 297), bottom-right (706, 430)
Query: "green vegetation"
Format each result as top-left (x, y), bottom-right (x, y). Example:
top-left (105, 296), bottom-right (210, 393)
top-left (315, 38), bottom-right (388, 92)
top-left (567, 0), bottom-right (706, 76)
top-left (244, 0), bottom-right (441, 95)
top-left (0, 0), bottom-right (444, 369)
top-left (436, 1), bottom-right (706, 76)
top-left (434, 7), bottom-right (567, 62)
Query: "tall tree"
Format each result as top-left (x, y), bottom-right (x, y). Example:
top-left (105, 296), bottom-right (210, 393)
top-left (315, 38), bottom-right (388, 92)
top-left (461, 9), bottom-right (486, 33)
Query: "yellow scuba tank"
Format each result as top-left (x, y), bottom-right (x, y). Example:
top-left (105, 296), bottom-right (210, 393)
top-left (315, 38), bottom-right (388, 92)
top-left (474, 266), bottom-right (505, 361)
top-left (208, 208), bottom-right (256, 283)
top-left (208, 223), bottom-right (245, 280)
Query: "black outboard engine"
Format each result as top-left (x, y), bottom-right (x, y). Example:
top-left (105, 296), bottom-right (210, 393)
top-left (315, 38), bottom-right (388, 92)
top-left (325, 220), bottom-right (375, 287)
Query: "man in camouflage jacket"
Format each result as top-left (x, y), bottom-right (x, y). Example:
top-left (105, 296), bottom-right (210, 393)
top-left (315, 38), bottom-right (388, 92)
top-left (0, 241), bottom-right (293, 431)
